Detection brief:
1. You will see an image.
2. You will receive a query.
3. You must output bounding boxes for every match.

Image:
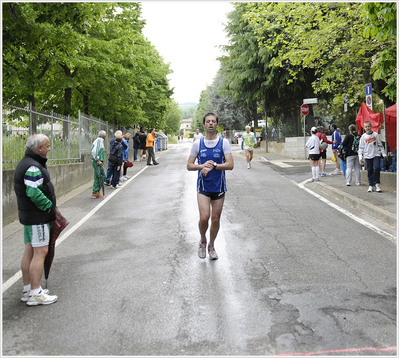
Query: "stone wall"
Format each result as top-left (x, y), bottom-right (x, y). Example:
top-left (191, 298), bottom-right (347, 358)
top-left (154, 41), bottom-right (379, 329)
top-left (3, 154), bottom-right (93, 226)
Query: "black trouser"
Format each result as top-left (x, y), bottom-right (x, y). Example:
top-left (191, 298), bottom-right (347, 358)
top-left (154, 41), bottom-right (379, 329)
top-left (146, 146), bottom-right (157, 164)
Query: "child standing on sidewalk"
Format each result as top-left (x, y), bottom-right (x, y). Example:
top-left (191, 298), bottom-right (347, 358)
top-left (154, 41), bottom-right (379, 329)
top-left (358, 120), bottom-right (387, 192)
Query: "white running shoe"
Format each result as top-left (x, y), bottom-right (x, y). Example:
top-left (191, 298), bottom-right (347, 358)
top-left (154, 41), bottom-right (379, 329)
top-left (247, 163), bottom-right (250, 169)
top-left (375, 183), bottom-right (381, 192)
top-left (21, 289), bottom-right (49, 302)
top-left (367, 186), bottom-right (374, 192)
top-left (208, 244), bottom-right (219, 260)
top-left (198, 241), bottom-right (206, 259)
top-left (27, 290), bottom-right (58, 306)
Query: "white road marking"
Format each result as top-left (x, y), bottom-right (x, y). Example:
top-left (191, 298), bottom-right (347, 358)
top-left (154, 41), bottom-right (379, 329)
top-left (296, 179), bottom-right (396, 244)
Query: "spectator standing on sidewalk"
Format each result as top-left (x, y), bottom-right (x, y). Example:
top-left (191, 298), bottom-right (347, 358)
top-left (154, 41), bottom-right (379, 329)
top-left (121, 133), bottom-right (131, 181)
top-left (316, 126), bottom-right (334, 177)
top-left (139, 130), bottom-right (147, 161)
top-left (336, 127), bottom-right (347, 176)
top-left (14, 134), bottom-right (58, 306)
top-left (331, 123), bottom-right (342, 175)
top-left (341, 124), bottom-right (361, 186)
top-left (358, 120), bottom-right (387, 192)
top-left (187, 112), bottom-right (234, 260)
top-left (133, 132), bottom-right (140, 161)
top-left (105, 130), bottom-right (126, 187)
top-left (306, 126), bottom-right (320, 182)
top-left (90, 130), bottom-right (107, 198)
top-left (109, 134), bottom-right (124, 189)
top-left (146, 128), bottom-right (159, 166)
top-left (241, 125), bottom-right (257, 169)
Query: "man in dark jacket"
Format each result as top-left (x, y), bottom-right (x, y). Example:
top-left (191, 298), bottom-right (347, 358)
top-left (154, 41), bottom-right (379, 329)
top-left (14, 134), bottom-right (58, 306)
top-left (139, 130), bottom-right (147, 161)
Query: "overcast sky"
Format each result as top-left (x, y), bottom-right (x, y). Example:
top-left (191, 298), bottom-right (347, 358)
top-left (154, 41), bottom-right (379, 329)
top-left (140, 1), bottom-right (234, 105)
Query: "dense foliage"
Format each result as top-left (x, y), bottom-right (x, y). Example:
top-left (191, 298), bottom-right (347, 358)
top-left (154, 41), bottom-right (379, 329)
top-left (196, 2), bottom-right (396, 134)
top-left (3, 2), bottom-right (179, 132)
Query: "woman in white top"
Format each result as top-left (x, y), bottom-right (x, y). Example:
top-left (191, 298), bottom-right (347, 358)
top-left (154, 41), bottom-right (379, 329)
top-left (306, 126), bottom-right (320, 182)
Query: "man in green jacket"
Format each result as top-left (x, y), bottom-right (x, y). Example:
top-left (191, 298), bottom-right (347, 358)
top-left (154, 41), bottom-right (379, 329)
top-left (91, 130), bottom-right (107, 198)
top-left (241, 125), bottom-right (257, 169)
top-left (14, 134), bottom-right (58, 305)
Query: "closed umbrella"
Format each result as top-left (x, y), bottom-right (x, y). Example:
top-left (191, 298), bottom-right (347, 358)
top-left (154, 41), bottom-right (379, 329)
top-left (44, 207), bottom-right (69, 288)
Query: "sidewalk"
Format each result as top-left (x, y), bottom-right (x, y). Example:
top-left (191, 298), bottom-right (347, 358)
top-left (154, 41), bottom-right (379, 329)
top-left (250, 147), bottom-right (397, 229)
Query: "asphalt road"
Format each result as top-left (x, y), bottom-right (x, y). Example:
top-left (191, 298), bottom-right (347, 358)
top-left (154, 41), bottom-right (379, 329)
top-left (2, 141), bottom-right (397, 356)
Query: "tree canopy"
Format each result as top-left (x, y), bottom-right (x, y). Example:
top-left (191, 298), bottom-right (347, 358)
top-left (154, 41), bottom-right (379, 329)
top-left (197, 2), bottom-right (396, 135)
top-left (2, 2), bottom-right (175, 130)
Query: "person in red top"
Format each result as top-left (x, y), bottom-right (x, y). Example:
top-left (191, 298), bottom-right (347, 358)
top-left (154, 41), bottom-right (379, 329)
top-left (316, 126), bottom-right (335, 176)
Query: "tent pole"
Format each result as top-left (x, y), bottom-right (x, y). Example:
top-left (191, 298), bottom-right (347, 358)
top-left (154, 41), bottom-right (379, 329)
top-left (383, 102), bottom-right (388, 153)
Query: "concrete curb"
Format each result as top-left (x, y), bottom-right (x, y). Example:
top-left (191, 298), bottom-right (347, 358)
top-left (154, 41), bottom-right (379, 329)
top-left (312, 181), bottom-right (397, 229)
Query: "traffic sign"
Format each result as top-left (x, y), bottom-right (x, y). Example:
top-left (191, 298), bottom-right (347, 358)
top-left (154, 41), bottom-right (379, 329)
top-left (365, 83), bottom-right (372, 96)
top-left (301, 104), bottom-right (309, 116)
top-left (303, 98), bottom-right (318, 104)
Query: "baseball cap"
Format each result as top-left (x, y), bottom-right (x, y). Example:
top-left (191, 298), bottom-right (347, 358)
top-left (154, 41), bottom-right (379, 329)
top-left (311, 126), bottom-right (317, 132)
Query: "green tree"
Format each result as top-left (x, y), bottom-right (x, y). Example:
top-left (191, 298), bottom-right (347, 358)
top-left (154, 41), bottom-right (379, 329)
top-left (164, 100), bottom-right (182, 135)
top-left (207, 69), bottom-right (253, 130)
top-left (246, 2), bottom-right (395, 112)
top-left (194, 88), bottom-right (213, 130)
top-left (221, 3), bottom-right (317, 136)
top-left (363, 2), bottom-right (396, 102)
top-left (3, 2), bottom-right (173, 130)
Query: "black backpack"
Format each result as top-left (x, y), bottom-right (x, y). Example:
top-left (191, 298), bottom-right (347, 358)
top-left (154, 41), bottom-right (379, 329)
top-left (108, 142), bottom-right (119, 164)
top-left (337, 142), bottom-right (346, 160)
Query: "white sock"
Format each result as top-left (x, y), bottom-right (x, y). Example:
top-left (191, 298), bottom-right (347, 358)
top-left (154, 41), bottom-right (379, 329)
top-left (315, 166), bottom-right (319, 177)
top-left (23, 284), bottom-right (31, 292)
top-left (30, 287), bottom-right (41, 296)
top-left (311, 167), bottom-right (316, 178)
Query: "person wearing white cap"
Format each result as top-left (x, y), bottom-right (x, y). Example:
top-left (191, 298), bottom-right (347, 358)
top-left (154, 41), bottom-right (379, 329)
top-left (306, 126), bottom-right (320, 182)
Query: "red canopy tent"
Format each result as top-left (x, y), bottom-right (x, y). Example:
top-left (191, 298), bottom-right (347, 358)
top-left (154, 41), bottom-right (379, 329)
top-left (355, 102), bottom-right (383, 134)
top-left (384, 104), bottom-right (397, 152)
top-left (355, 102), bottom-right (397, 152)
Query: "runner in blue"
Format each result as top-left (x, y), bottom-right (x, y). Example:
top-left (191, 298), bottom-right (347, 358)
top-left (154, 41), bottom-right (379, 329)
top-left (187, 112), bottom-right (234, 260)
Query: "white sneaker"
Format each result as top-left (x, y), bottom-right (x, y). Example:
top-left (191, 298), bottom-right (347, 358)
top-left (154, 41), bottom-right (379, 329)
top-left (367, 186), bottom-right (374, 192)
top-left (355, 182), bottom-right (361, 186)
top-left (375, 183), bottom-right (381, 192)
top-left (27, 290), bottom-right (58, 306)
top-left (21, 288), bottom-right (49, 302)
top-left (247, 163), bottom-right (250, 169)
top-left (208, 244), bottom-right (219, 260)
top-left (346, 182), bottom-right (351, 186)
top-left (120, 177), bottom-right (127, 182)
top-left (198, 241), bottom-right (206, 259)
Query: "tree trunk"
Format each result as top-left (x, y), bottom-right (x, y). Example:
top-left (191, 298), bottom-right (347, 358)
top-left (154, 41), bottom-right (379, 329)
top-left (83, 89), bottom-right (90, 115)
top-left (28, 94), bottom-right (37, 135)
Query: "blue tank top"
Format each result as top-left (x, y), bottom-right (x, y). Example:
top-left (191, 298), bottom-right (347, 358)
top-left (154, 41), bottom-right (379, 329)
top-left (197, 137), bottom-right (226, 193)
